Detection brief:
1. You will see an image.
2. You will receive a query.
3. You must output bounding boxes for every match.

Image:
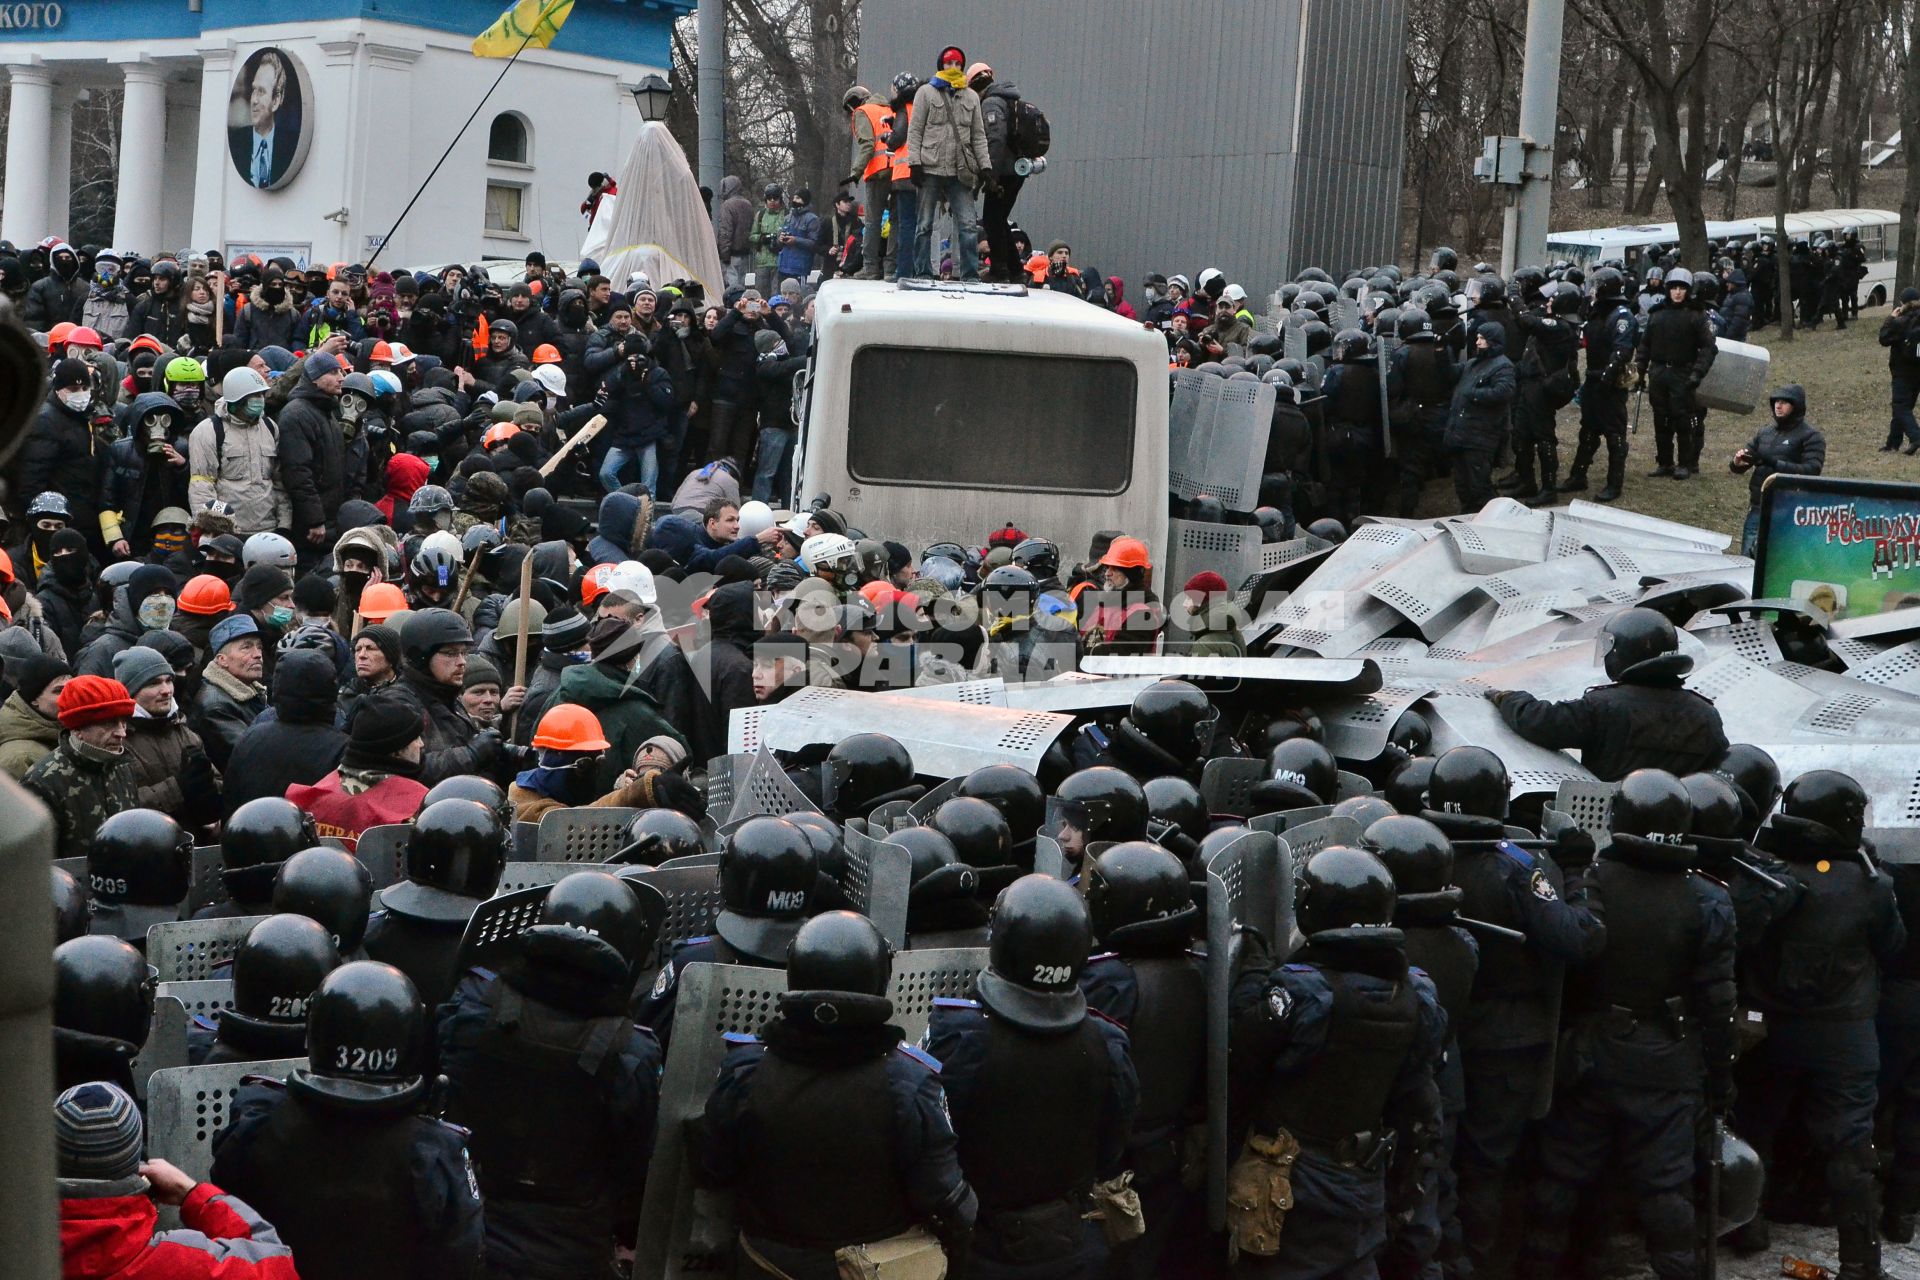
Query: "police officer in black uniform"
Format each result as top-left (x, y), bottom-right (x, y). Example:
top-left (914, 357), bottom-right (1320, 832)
top-left (1365, 814), bottom-right (1478, 1280)
top-left (1734, 771), bottom-right (1906, 1279)
top-left (1228, 844), bottom-right (1446, 1278)
top-left (1252, 737), bottom-right (1340, 815)
top-left (196, 797), bottom-right (321, 920)
top-left (1715, 743), bottom-right (1784, 839)
top-left (1485, 607), bottom-right (1729, 782)
top-left (1681, 771), bottom-right (1801, 957)
top-left (1636, 268), bottom-right (1718, 481)
top-left (52, 933), bottom-right (154, 1094)
top-left (211, 960), bottom-right (487, 1280)
top-left (363, 796), bottom-right (509, 1011)
top-left (202, 913), bottom-right (341, 1064)
top-left (1500, 288), bottom-right (1583, 507)
top-left (896, 826), bottom-right (995, 949)
top-left (1564, 266), bottom-right (1639, 502)
top-left (1387, 308), bottom-right (1457, 518)
top-left (1079, 842), bottom-right (1206, 1279)
top-left (85, 807), bottom-right (192, 944)
top-left (273, 846), bottom-right (376, 959)
top-left (1421, 746), bottom-right (1606, 1280)
top-left (1319, 329), bottom-right (1385, 528)
top-left (802, 732), bottom-right (924, 821)
top-left (691, 910), bottom-right (978, 1277)
top-left (1879, 826), bottom-right (1920, 1243)
top-left (1071, 679), bottom-right (1229, 782)
top-left (1520, 770), bottom-right (1736, 1280)
top-left (438, 870), bottom-right (666, 1280)
top-left (637, 815), bottom-right (818, 1050)
top-left (925, 874), bottom-right (1139, 1280)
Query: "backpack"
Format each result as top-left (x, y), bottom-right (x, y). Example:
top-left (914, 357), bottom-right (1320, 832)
top-left (1011, 99), bottom-right (1051, 159)
top-left (210, 409), bottom-right (277, 465)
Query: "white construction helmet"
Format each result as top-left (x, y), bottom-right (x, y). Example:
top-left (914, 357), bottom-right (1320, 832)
top-left (242, 531), bottom-right (296, 570)
top-left (737, 500), bottom-right (775, 538)
top-left (801, 533), bottom-right (857, 568)
top-left (221, 366), bottom-right (270, 406)
top-left (602, 560), bottom-right (658, 607)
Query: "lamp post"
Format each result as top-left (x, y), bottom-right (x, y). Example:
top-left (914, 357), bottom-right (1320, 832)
top-left (631, 73), bottom-right (671, 123)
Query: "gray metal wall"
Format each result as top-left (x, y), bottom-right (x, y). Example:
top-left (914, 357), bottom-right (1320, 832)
top-left (858, 0), bottom-right (1408, 295)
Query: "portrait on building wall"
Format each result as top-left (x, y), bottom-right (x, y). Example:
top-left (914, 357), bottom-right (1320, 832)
top-left (227, 47), bottom-right (312, 191)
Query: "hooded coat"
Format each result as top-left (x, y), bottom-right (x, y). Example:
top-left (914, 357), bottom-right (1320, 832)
top-left (278, 383), bottom-right (348, 533)
top-left (713, 175), bottom-right (754, 258)
top-left (16, 388), bottom-right (101, 541)
top-left (1444, 321), bottom-right (1517, 452)
top-left (75, 586), bottom-right (149, 678)
top-left (687, 580), bottom-right (761, 752)
top-left (59, 1180), bottom-right (299, 1280)
top-left (0, 688), bottom-right (60, 779)
top-left (221, 651), bottom-right (347, 818)
top-left (230, 284), bottom-right (299, 350)
top-left (377, 453), bottom-right (431, 525)
top-left (188, 403), bottom-right (290, 537)
top-left (587, 491), bottom-right (651, 566)
top-left (553, 660), bottom-right (685, 796)
top-left (1739, 384), bottom-right (1826, 505)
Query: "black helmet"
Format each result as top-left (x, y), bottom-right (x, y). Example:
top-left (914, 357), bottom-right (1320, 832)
top-left (1188, 494), bottom-right (1228, 522)
top-left (1306, 517), bottom-right (1347, 544)
top-left (1332, 327), bottom-right (1374, 363)
top-left (1332, 795), bottom-right (1397, 829)
top-left (461, 523), bottom-right (503, 557)
top-left (959, 764), bottom-right (1048, 847)
top-left (422, 775), bottom-right (514, 832)
top-left (892, 826), bottom-right (983, 919)
top-left (1386, 756), bottom-right (1437, 815)
top-left (1143, 775), bottom-right (1208, 844)
top-left (408, 484), bottom-right (454, 525)
top-left (54, 935), bottom-right (155, 1049)
top-left (980, 874), bottom-right (1091, 1031)
top-left (1550, 288), bottom-right (1583, 316)
top-left (400, 607), bottom-right (473, 674)
top-left (1296, 845), bottom-right (1398, 941)
top-left (223, 797), bottom-right (321, 900)
top-left (1609, 769), bottom-right (1693, 845)
top-left (1714, 744), bottom-right (1781, 830)
top-left (1054, 766), bottom-right (1150, 846)
top-left (1262, 710), bottom-right (1323, 749)
top-left (718, 817), bottom-right (818, 962)
top-left (1691, 274), bottom-right (1721, 306)
top-left (783, 810), bottom-right (849, 884)
top-left (273, 848), bottom-right (376, 953)
top-left (1396, 308), bottom-right (1435, 341)
top-left (1780, 769), bottom-right (1868, 848)
top-left (1511, 265), bottom-right (1546, 295)
top-left (230, 914), bottom-right (340, 1031)
top-left (1682, 772), bottom-right (1746, 842)
top-left (1429, 247), bottom-right (1458, 272)
top-left (87, 808), bottom-right (193, 939)
top-left (1362, 815), bottom-right (1456, 904)
top-left (388, 798), bottom-right (508, 920)
top-left (1600, 607), bottom-right (1683, 682)
top-left (1426, 746), bottom-right (1509, 821)
top-left (1468, 274), bottom-right (1507, 304)
top-left (1198, 823), bottom-right (1251, 865)
top-left (1716, 1123), bottom-right (1765, 1233)
top-left (534, 869), bottom-right (664, 978)
top-left (297, 961), bottom-right (429, 1108)
top-left (1590, 266), bottom-right (1627, 300)
top-left (52, 865), bottom-right (89, 944)
top-left (1252, 506), bottom-right (1289, 541)
top-left (1086, 841), bottom-right (1197, 947)
top-left (929, 797), bottom-right (1015, 870)
top-left (609, 806), bottom-right (708, 865)
top-left (1010, 537), bottom-right (1061, 581)
top-left (1126, 679), bottom-right (1219, 760)
top-left (824, 733), bottom-right (917, 816)
top-left (980, 565), bottom-right (1038, 610)
top-left (1259, 738), bottom-right (1338, 810)
top-left (1388, 709), bottom-right (1432, 757)
top-left (783, 910), bottom-right (895, 1027)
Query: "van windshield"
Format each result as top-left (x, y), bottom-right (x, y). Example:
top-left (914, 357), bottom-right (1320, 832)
top-left (845, 346), bottom-right (1137, 494)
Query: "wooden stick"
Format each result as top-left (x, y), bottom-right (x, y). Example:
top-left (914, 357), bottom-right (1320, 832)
top-left (212, 271), bottom-right (225, 350)
top-left (506, 548), bottom-right (535, 739)
top-left (349, 609), bottom-right (363, 640)
top-left (538, 413), bottom-right (608, 479)
top-left (449, 545), bottom-right (485, 614)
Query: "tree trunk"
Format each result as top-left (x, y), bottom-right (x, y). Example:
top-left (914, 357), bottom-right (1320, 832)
top-left (1900, 0), bottom-right (1920, 291)
top-left (1623, 97), bottom-right (1641, 208)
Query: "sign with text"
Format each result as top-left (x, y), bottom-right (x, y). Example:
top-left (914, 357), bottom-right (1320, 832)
top-left (1754, 474), bottom-right (1920, 619)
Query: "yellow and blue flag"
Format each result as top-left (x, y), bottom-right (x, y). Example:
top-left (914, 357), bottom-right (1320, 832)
top-left (473, 0), bottom-right (575, 58)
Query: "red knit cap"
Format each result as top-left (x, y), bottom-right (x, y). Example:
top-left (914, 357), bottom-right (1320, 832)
top-left (57, 675), bottom-right (135, 729)
top-left (1184, 571), bottom-right (1231, 597)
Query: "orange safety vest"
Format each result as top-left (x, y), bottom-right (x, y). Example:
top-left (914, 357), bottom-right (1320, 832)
top-left (855, 103), bottom-right (895, 181)
top-left (890, 101), bottom-right (914, 181)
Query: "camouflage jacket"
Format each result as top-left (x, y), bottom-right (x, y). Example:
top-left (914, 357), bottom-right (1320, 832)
top-left (22, 736), bottom-right (140, 861)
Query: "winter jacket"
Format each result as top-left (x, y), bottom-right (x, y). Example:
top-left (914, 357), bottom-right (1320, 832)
top-left (710, 308), bottom-right (791, 403)
top-left (221, 650), bottom-right (347, 818)
top-left (713, 176), bottom-right (754, 257)
top-left (1738, 385), bottom-right (1826, 505)
top-left (25, 269), bottom-right (87, 328)
top-left (188, 406), bottom-right (290, 537)
top-left (59, 1180), bottom-right (298, 1280)
top-left (377, 666), bottom-right (489, 785)
top-left (190, 662), bottom-right (268, 772)
top-left (82, 287), bottom-right (130, 337)
top-left (15, 390), bottom-right (102, 538)
top-left (38, 568), bottom-right (94, 658)
top-left (102, 395), bottom-right (192, 549)
top-left (0, 688), bottom-right (59, 779)
top-left (602, 357), bottom-right (676, 451)
top-left (583, 324), bottom-right (637, 390)
top-left (124, 704), bottom-right (214, 820)
top-left (666, 460), bottom-right (743, 515)
top-left (125, 288), bottom-right (190, 348)
top-left (22, 736), bottom-right (140, 862)
top-left (1720, 276), bottom-right (1754, 341)
top-left (978, 81), bottom-right (1023, 176)
top-left (278, 384), bottom-right (348, 533)
top-left (1882, 307), bottom-right (1920, 379)
top-left (749, 206), bottom-right (785, 281)
top-left (652, 326), bottom-right (715, 413)
top-left (647, 514), bottom-right (758, 575)
top-left (775, 205), bottom-right (823, 279)
top-left (688, 581), bottom-right (759, 753)
top-left (1636, 302), bottom-right (1717, 381)
top-left (553, 660), bottom-right (684, 797)
top-left (754, 349), bottom-right (804, 428)
top-left (296, 303), bottom-right (365, 350)
top-left (587, 491), bottom-right (650, 566)
top-left (1444, 322), bottom-right (1517, 452)
top-left (76, 587), bottom-right (148, 678)
top-left (907, 79), bottom-right (991, 182)
top-left (228, 287), bottom-right (299, 351)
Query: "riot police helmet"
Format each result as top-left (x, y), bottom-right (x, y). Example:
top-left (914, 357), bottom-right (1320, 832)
top-left (824, 733), bottom-right (918, 816)
top-left (1599, 607), bottom-right (1684, 682)
top-left (1429, 247), bottom-right (1458, 272)
top-left (296, 961), bottom-right (429, 1107)
top-left (1715, 744), bottom-right (1782, 828)
top-left (1252, 505), bottom-right (1290, 539)
top-left (1188, 493), bottom-right (1229, 521)
top-left (1681, 772), bottom-right (1746, 843)
top-left (1197, 823), bottom-right (1251, 866)
top-left (422, 774), bottom-right (514, 832)
top-left (1054, 766), bottom-right (1151, 846)
top-left (532, 870), bottom-right (665, 979)
top-left (1609, 769), bottom-right (1694, 846)
top-left (1362, 814), bottom-right (1456, 902)
top-left (1126, 679), bottom-right (1219, 761)
top-left (1332, 328), bottom-right (1374, 363)
top-left (400, 607), bottom-right (474, 673)
top-left (229, 914), bottom-right (340, 1032)
top-left (1550, 288), bottom-right (1584, 316)
top-left (387, 798), bottom-right (507, 920)
top-left (980, 874), bottom-right (1092, 1031)
top-left (892, 826), bottom-right (982, 913)
top-left (1086, 841), bottom-right (1197, 948)
top-left (1262, 709), bottom-right (1323, 748)
top-left (718, 817), bottom-right (818, 962)
top-left (608, 806), bottom-right (708, 865)
top-left (1468, 274), bottom-right (1507, 305)
top-left (1332, 794), bottom-right (1397, 830)
top-left (1691, 273), bottom-right (1721, 306)
top-left (1295, 266), bottom-right (1334, 285)
top-left (1010, 537), bottom-right (1061, 581)
top-left (1258, 737), bottom-right (1338, 810)
top-left (1385, 755), bottom-right (1437, 815)
top-left (959, 764), bottom-right (1048, 846)
top-left (1511, 265), bottom-right (1547, 296)
top-left (54, 935), bottom-right (155, 1049)
top-left (929, 796), bottom-right (1016, 870)
top-left (1716, 1124), bottom-right (1764, 1233)
top-left (1388, 709), bottom-right (1432, 757)
top-left (1143, 775), bottom-right (1209, 844)
top-left (223, 797), bottom-right (320, 898)
top-left (1780, 769), bottom-right (1869, 848)
top-left (1396, 308), bottom-right (1435, 341)
top-left (87, 808), bottom-right (193, 939)
top-left (1590, 266), bottom-right (1627, 300)
top-left (783, 911), bottom-right (895, 1027)
top-left (1306, 517), bottom-right (1347, 544)
top-left (1665, 267), bottom-right (1694, 294)
top-left (1296, 845), bottom-right (1398, 942)
top-left (52, 865), bottom-right (89, 944)
top-left (783, 810), bottom-right (850, 883)
top-left (1425, 746), bottom-right (1510, 821)
top-left (273, 848), bottom-right (376, 953)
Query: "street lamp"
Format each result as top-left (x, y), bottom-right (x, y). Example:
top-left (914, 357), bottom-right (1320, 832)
top-left (631, 74), bottom-right (671, 122)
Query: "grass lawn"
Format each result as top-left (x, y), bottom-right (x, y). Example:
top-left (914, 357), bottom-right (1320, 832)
top-left (1414, 304), bottom-right (1906, 541)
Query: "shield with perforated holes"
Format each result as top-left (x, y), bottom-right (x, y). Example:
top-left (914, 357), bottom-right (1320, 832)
top-left (752, 686), bottom-right (1073, 778)
top-left (1204, 829), bottom-right (1283, 1230)
top-left (1167, 367), bottom-right (1273, 511)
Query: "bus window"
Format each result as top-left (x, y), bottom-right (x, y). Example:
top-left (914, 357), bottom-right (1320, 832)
top-left (845, 347), bottom-right (1138, 495)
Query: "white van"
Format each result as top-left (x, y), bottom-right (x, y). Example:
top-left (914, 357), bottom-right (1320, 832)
top-left (792, 279), bottom-right (1170, 578)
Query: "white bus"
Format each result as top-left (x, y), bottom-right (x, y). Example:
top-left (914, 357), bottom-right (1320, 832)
top-left (792, 279), bottom-right (1170, 579)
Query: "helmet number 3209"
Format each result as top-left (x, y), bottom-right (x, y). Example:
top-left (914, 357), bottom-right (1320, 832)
top-left (335, 1045), bottom-right (402, 1072)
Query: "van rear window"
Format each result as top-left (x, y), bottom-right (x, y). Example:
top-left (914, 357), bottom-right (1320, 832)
top-left (845, 346), bottom-right (1137, 494)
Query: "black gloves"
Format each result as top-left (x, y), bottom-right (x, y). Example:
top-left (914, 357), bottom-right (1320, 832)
top-left (1548, 826), bottom-right (1597, 874)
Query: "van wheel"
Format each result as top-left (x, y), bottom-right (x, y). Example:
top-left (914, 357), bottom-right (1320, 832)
top-left (1871, 286), bottom-right (1887, 308)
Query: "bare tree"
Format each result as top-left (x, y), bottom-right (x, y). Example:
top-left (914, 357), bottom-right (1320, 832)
top-left (1896, 0), bottom-right (1920, 290)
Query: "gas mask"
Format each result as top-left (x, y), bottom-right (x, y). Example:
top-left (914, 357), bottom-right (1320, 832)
top-left (95, 264), bottom-right (119, 287)
top-left (339, 393), bottom-right (368, 433)
top-left (137, 594), bottom-right (176, 630)
top-left (144, 414), bottom-right (174, 455)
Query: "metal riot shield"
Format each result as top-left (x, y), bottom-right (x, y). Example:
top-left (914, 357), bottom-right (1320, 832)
top-left (839, 819), bottom-right (912, 950)
top-left (535, 807), bottom-right (644, 863)
top-left (184, 845), bottom-right (229, 916)
top-left (1331, 294), bottom-right (1362, 334)
top-left (1376, 331), bottom-right (1399, 458)
top-left (497, 862), bottom-right (583, 893)
top-left (1204, 829), bottom-right (1282, 1230)
top-left (755, 687), bottom-right (1072, 779)
top-left (1551, 780), bottom-right (1619, 851)
top-left (353, 824), bottom-right (409, 889)
top-left (722, 745), bottom-right (824, 827)
top-left (1693, 337), bottom-right (1769, 414)
top-left (1200, 757), bottom-right (1269, 819)
top-left (1033, 835), bottom-right (1068, 880)
top-left (1283, 310), bottom-right (1309, 362)
top-left (1167, 368), bottom-right (1274, 510)
top-left (147, 915), bottom-right (269, 983)
top-left (454, 883), bottom-right (553, 972)
top-left (131, 996), bottom-right (188, 1101)
top-left (147, 1058), bottom-right (304, 1184)
top-left (155, 978), bottom-right (235, 1019)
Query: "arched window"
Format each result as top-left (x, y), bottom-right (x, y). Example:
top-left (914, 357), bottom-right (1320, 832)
top-left (488, 112), bottom-right (529, 164)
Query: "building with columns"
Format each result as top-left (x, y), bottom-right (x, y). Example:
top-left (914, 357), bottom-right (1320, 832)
top-left (0, 0), bottom-right (689, 266)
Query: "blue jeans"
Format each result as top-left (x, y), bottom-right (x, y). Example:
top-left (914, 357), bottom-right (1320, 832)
top-left (915, 174), bottom-right (980, 281)
top-left (598, 443), bottom-right (657, 495)
top-left (1742, 505), bottom-right (1761, 557)
top-left (751, 426), bottom-right (793, 505)
top-left (1893, 374), bottom-right (1919, 449)
top-left (891, 186), bottom-right (921, 279)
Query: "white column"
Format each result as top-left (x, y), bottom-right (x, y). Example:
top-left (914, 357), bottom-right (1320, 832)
top-left (46, 85), bottom-right (73, 239)
top-left (112, 60), bottom-right (168, 252)
top-left (1, 64), bottom-right (55, 246)
top-left (189, 46), bottom-right (234, 254)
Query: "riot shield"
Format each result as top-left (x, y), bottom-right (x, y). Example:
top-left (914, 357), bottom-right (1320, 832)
top-left (184, 845), bottom-right (228, 916)
top-left (1376, 330), bottom-right (1400, 457)
top-left (1204, 829), bottom-right (1281, 1231)
top-left (353, 824), bottom-right (409, 889)
top-left (1551, 779), bottom-right (1619, 851)
top-left (722, 745), bottom-right (823, 827)
top-left (1200, 757), bottom-right (1269, 819)
top-left (839, 819), bottom-right (913, 950)
top-left (147, 1058), bottom-right (303, 1185)
top-left (147, 915), bottom-right (269, 983)
top-left (131, 996), bottom-right (188, 1100)
top-left (535, 807), bottom-right (643, 863)
top-left (1167, 368), bottom-right (1274, 510)
top-left (754, 687), bottom-right (1072, 779)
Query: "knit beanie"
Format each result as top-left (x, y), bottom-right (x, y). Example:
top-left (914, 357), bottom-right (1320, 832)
top-left (304, 350), bottom-right (343, 380)
top-left (355, 623), bottom-right (402, 671)
top-left (54, 1082), bottom-right (145, 1193)
top-left (293, 572), bottom-right (338, 616)
top-left (15, 655), bottom-right (69, 704)
top-left (57, 675), bottom-right (134, 729)
top-left (137, 630), bottom-right (195, 670)
top-left (463, 654), bottom-right (503, 690)
top-left (237, 564), bottom-right (294, 613)
top-left (52, 357), bottom-right (92, 389)
top-left (111, 646), bottom-right (173, 696)
top-left (544, 605), bottom-right (591, 655)
top-left (639, 734), bottom-right (689, 770)
top-left (348, 696), bottom-right (422, 756)
top-left (127, 564), bottom-right (176, 609)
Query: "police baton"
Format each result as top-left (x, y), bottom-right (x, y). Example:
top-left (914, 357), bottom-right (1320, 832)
top-left (1451, 914), bottom-right (1527, 944)
top-left (1631, 383), bottom-right (1646, 435)
top-left (1727, 855), bottom-right (1789, 891)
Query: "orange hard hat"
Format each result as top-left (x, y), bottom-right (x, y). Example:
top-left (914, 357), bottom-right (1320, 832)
top-left (327, 262), bottom-right (346, 280)
top-left (128, 334), bottom-right (168, 356)
top-left (580, 562), bottom-right (613, 606)
top-left (176, 574), bottom-right (234, 617)
top-left (0, 547), bottom-right (13, 586)
top-left (358, 582), bottom-right (408, 621)
top-left (65, 326), bottom-right (103, 350)
top-left (482, 422), bottom-right (521, 450)
top-left (1098, 536), bottom-right (1151, 571)
top-left (47, 321), bottom-right (77, 348)
top-left (0, 594), bottom-right (10, 622)
top-left (370, 341), bottom-right (394, 363)
top-left (531, 343), bottom-right (562, 365)
top-left (532, 703), bottom-right (611, 752)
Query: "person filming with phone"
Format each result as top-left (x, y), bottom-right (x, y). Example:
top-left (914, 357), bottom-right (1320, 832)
top-left (706, 288), bottom-right (791, 470)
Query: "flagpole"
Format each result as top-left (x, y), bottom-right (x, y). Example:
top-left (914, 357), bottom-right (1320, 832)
top-left (364, 20), bottom-right (546, 273)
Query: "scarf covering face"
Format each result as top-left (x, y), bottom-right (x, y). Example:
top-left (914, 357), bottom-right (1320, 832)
top-left (936, 67), bottom-right (968, 89)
